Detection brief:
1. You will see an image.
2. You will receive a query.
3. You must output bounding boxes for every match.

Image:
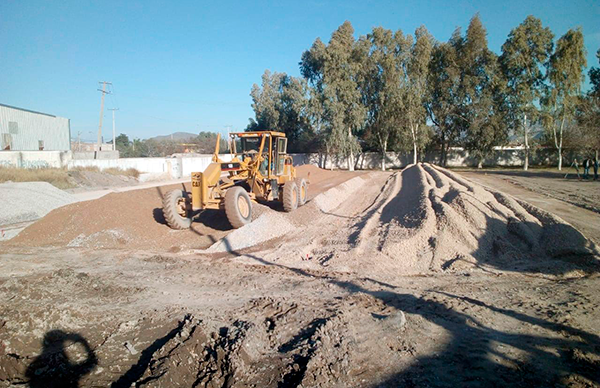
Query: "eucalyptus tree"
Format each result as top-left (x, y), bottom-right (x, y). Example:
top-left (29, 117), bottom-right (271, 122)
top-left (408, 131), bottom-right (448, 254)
top-left (427, 29), bottom-right (464, 166)
top-left (248, 70), bottom-right (314, 151)
top-left (301, 21), bottom-right (366, 171)
top-left (405, 26), bottom-right (433, 164)
top-left (360, 27), bottom-right (411, 170)
top-left (248, 70), bottom-right (285, 131)
top-left (590, 49), bottom-right (600, 97)
top-left (500, 16), bottom-right (553, 170)
top-left (544, 28), bottom-right (587, 170)
top-left (460, 15), bottom-right (509, 168)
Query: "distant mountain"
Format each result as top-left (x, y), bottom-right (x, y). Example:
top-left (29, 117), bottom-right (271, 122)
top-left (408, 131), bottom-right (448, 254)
top-left (148, 132), bottom-right (197, 142)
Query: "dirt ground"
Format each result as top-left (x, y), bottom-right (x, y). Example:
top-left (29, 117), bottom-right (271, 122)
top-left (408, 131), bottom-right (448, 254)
top-left (456, 168), bottom-right (600, 214)
top-left (1, 164), bottom-right (599, 387)
top-left (460, 169), bottom-right (600, 247)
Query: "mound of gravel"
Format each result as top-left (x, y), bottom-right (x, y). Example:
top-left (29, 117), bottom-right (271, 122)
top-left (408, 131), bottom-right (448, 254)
top-left (206, 175), bottom-right (368, 253)
top-left (341, 163), bottom-right (600, 276)
top-left (0, 182), bottom-right (75, 226)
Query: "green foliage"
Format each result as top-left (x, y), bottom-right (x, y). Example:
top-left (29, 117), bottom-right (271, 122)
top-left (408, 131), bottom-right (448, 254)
top-left (590, 49), bottom-right (600, 97)
top-left (543, 28), bottom-right (587, 168)
top-left (244, 13), bottom-right (595, 168)
top-left (500, 15), bottom-right (554, 123)
top-left (300, 21), bottom-right (366, 165)
top-left (247, 70), bottom-right (314, 152)
top-left (461, 15), bottom-right (509, 164)
top-left (115, 131), bottom-right (225, 158)
top-left (427, 30), bottom-right (465, 165)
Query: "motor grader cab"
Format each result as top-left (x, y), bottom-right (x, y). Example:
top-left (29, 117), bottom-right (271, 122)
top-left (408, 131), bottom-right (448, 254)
top-left (162, 131), bottom-right (308, 230)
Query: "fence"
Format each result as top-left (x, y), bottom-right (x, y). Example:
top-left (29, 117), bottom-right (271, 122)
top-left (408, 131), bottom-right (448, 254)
top-left (0, 147), bottom-right (591, 179)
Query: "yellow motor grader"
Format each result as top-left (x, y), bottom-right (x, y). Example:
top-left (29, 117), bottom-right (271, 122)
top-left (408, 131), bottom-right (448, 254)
top-left (162, 131), bottom-right (308, 229)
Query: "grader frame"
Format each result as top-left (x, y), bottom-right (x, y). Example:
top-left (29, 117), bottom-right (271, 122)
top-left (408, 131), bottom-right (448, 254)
top-left (162, 131), bottom-right (308, 230)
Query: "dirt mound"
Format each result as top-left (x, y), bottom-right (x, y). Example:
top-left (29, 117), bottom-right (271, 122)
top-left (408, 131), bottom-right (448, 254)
top-left (0, 182), bottom-right (75, 226)
top-left (6, 183), bottom-right (236, 251)
top-left (207, 174), bottom-right (368, 253)
top-left (313, 163), bottom-right (600, 277)
top-left (295, 164), bottom-right (367, 200)
top-left (5, 165), bottom-right (363, 252)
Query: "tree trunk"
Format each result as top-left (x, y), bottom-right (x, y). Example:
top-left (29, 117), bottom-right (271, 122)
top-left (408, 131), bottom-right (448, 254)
top-left (557, 117), bottom-right (565, 171)
top-left (523, 114), bottom-right (529, 171)
top-left (348, 127), bottom-right (355, 172)
top-left (477, 157), bottom-right (483, 169)
top-left (381, 139), bottom-right (387, 171)
top-left (440, 133), bottom-right (446, 167)
top-left (558, 147), bottom-right (562, 171)
top-left (442, 142), bottom-right (449, 167)
top-left (413, 140), bottom-right (418, 165)
top-left (411, 124), bottom-right (418, 165)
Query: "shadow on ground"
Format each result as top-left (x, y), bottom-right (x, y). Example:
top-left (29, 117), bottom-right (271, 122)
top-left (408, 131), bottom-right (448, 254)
top-left (26, 330), bottom-right (97, 388)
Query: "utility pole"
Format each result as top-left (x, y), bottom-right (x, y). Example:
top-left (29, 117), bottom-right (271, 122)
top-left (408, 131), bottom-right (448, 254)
top-left (97, 81), bottom-right (112, 151)
top-left (224, 124), bottom-right (232, 152)
top-left (108, 108), bottom-right (119, 151)
top-left (77, 131), bottom-right (82, 152)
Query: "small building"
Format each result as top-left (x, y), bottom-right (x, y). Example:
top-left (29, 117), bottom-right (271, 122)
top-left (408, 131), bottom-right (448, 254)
top-left (0, 103), bottom-right (71, 151)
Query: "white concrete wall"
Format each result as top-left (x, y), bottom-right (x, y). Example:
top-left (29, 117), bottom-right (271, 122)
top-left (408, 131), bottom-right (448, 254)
top-left (67, 154), bottom-right (234, 178)
top-left (292, 147), bottom-right (583, 170)
top-left (0, 150), bottom-right (72, 168)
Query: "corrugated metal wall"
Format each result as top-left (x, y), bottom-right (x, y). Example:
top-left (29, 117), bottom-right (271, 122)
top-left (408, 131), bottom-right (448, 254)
top-left (0, 104), bottom-right (70, 151)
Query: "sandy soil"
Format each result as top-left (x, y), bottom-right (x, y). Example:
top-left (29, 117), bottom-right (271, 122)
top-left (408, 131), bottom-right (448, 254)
top-left (5, 165), bottom-right (361, 252)
top-left (457, 169), bottom-right (600, 214)
top-left (1, 164), bottom-right (599, 387)
top-left (461, 170), bottom-right (600, 247)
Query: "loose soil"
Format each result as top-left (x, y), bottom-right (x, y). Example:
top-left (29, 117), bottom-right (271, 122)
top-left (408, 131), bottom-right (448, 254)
top-left (4, 165), bottom-right (364, 252)
top-left (1, 164), bottom-right (599, 387)
top-left (461, 170), bottom-right (600, 247)
top-left (456, 168), bottom-right (600, 214)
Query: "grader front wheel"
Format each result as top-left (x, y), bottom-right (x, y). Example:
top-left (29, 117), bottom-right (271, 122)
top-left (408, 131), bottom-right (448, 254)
top-left (225, 186), bottom-right (252, 228)
top-left (296, 178), bottom-right (308, 206)
top-left (163, 189), bottom-right (192, 230)
top-left (283, 181), bottom-right (298, 212)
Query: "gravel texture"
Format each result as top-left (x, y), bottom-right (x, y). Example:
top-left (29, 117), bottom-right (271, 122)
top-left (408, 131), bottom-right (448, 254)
top-left (0, 182), bottom-right (75, 226)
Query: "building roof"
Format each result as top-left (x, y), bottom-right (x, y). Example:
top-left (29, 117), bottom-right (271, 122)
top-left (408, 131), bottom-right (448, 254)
top-left (0, 103), bottom-right (58, 118)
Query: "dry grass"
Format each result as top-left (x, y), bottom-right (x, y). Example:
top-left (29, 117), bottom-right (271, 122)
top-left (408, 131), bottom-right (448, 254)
top-left (0, 167), bottom-right (75, 189)
top-left (103, 167), bottom-right (140, 178)
top-left (71, 166), bottom-right (101, 173)
top-left (0, 166), bottom-right (141, 189)
top-left (71, 166), bottom-right (141, 178)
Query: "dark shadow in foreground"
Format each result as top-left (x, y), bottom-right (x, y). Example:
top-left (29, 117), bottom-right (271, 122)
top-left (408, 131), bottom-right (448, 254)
top-left (26, 330), bottom-right (97, 388)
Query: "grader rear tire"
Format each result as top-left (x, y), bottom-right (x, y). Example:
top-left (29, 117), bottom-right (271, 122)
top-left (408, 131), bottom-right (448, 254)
top-left (225, 186), bottom-right (252, 228)
top-left (296, 178), bottom-right (308, 206)
top-left (283, 181), bottom-right (298, 212)
top-left (163, 189), bottom-right (192, 230)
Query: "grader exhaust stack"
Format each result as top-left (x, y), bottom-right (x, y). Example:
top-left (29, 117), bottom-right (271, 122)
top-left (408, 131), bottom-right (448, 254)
top-left (162, 131), bottom-right (308, 230)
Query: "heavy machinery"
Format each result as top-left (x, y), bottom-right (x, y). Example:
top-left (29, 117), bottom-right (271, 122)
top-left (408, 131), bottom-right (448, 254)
top-left (162, 131), bottom-right (308, 230)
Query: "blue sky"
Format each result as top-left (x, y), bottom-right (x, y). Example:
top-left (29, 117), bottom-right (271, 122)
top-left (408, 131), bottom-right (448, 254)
top-left (1, 0), bottom-right (598, 142)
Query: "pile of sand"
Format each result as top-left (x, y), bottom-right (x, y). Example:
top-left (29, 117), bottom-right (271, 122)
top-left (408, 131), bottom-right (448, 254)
top-left (5, 182), bottom-right (232, 251)
top-left (327, 163), bottom-right (599, 277)
top-left (0, 182), bottom-right (75, 226)
top-left (5, 165), bottom-right (363, 251)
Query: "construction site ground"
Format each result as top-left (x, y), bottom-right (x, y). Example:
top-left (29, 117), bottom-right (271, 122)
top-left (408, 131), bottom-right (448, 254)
top-left (1, 164), bottom-right (599, 387)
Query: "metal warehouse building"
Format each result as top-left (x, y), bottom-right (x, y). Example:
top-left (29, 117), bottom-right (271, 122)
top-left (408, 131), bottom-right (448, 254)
top-left (0, 103), bottom-right (71, 151)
